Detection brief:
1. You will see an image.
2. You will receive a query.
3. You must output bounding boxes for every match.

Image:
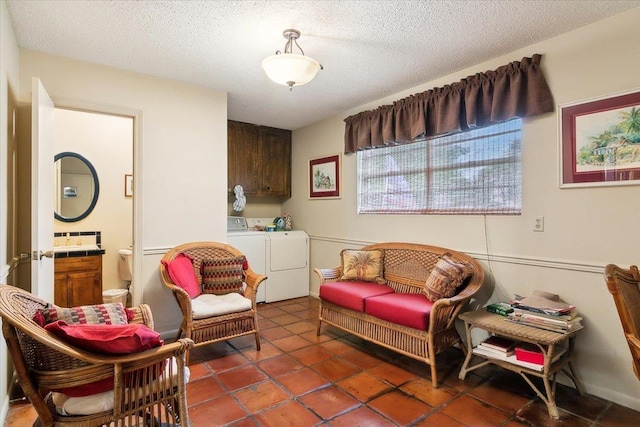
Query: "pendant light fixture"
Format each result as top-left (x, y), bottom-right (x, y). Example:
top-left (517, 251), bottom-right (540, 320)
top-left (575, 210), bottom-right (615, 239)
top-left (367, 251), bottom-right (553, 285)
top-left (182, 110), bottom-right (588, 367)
top-left (262, 29), bottom-right (322, 91)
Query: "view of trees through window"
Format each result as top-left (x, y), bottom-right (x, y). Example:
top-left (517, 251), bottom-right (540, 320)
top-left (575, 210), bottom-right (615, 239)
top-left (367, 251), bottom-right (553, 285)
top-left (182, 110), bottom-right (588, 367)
top-left (357, 119), bottom-right (522, 215)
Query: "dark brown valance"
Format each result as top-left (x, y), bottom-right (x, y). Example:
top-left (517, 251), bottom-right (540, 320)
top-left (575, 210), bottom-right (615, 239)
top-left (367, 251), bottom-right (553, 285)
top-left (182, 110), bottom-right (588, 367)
top-left (343, 54), bottom-right (553, 153)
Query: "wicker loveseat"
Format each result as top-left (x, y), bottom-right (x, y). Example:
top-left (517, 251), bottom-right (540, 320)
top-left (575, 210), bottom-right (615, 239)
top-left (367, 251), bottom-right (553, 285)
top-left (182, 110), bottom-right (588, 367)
top-left (314, 242), bottom-right (484, 388)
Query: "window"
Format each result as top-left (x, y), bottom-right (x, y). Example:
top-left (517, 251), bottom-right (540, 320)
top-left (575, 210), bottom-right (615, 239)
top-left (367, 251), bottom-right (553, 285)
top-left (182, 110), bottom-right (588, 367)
top-left (357, 119), bottom-right (522, 215)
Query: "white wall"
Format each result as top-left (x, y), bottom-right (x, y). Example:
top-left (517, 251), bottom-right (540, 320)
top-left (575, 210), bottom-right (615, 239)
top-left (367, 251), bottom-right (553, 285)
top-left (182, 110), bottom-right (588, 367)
top-left (53, 109), bottom-right (133, 292)
top-left (0, 0), bottom-right (19, 423)
top-left (286, 7), bottom-right (640, 411)
top-left (18, 50), bottom-right (228, 335)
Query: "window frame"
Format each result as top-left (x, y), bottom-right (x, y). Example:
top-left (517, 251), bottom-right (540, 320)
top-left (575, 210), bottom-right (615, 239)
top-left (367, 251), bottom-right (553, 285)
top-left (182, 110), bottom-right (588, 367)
top-left (357, 119), bottom-right (523, 215)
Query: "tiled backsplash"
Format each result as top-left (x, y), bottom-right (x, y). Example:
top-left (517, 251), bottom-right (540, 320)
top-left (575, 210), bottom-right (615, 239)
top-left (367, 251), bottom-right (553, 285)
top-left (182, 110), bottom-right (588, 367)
top-left (54, 230), bottom-right (101, 247)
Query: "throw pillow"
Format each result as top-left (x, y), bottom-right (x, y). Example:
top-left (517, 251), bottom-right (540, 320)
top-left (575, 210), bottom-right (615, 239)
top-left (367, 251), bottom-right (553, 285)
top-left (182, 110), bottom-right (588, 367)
top-left (339, 249), bottom-right (386, 284)
top-left (45, 321), bottom-right (163, 355)
top-left (161, 253), bottom-right (202, 298)
top-left (37, 303), bottom-right (129, 327)
top-left (201, 256), bottom-right (246, 295)
top-left (45, 321), bottom-right (164, 397)
top-left (423, 254), bottom-right (474, 301)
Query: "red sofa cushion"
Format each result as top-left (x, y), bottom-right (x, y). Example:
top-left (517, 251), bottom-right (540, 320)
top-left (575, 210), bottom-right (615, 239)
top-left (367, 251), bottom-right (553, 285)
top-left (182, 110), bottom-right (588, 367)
top-left (319, 281), bottom-right (394, 312)
top-left (365, 293), bottom-right (434, 330)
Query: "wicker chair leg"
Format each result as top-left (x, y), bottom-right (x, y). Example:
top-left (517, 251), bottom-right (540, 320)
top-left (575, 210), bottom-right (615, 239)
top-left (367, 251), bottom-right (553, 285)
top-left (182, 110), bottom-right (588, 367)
top-left (254, 331), bottom-right (261, 350)
top-left (430, 363), bottom-right (438, 388)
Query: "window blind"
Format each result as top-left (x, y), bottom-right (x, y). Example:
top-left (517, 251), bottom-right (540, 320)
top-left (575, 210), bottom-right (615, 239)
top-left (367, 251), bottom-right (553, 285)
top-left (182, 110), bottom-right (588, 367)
top-left (357, 119), bottom-right (522, 215)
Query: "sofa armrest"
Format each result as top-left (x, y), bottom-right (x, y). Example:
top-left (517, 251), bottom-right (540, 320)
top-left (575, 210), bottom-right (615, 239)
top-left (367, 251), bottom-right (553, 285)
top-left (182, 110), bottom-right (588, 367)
top-left (429, 268), bottom-right (485, 332)
top-left (314, 267), bottom-right (342, 284)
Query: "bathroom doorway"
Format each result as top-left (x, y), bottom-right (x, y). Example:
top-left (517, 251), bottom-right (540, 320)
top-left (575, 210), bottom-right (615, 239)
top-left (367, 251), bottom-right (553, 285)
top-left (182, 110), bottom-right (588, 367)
top-left (53, 108), bottom-right (134, 298)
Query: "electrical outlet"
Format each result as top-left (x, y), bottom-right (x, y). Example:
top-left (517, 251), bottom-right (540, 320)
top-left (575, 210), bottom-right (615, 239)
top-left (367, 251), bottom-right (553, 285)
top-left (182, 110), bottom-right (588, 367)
top-left (533, 216), bottom-right (544, 232)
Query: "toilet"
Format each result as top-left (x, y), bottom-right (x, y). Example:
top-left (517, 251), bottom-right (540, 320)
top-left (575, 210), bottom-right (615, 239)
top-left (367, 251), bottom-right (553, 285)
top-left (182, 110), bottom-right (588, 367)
top-left (118, 248), bottom-right (133, 284)
top-left (103, 248), bottom-right (133, 306)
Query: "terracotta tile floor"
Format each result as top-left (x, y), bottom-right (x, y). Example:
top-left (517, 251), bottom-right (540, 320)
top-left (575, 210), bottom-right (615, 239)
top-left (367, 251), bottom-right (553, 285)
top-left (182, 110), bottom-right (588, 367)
top-left (5, 296), bottom-right (640, 426)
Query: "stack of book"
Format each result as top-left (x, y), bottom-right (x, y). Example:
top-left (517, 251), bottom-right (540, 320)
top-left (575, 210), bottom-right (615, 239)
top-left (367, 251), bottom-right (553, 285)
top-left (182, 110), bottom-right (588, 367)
top-left (506, 303), bottom-right (583, 333)
top-left (475, 335), bottom-right (517, 357)
top-left (473, 336), bottom-right (566, 372)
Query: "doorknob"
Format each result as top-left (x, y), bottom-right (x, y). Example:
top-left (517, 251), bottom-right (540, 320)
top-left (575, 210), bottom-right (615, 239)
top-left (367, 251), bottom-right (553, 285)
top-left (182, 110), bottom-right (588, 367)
top-left (32, 250), bottom-right (54, 260)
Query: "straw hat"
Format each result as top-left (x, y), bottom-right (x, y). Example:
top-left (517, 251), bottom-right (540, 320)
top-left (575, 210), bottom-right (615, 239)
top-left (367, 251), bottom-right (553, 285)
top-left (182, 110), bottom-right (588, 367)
top-left (518, 290), bottom-right (570, 310)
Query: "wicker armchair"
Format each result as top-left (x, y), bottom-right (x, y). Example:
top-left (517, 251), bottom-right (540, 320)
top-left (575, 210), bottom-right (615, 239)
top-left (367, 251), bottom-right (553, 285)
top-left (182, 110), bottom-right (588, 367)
top-left (160, 242), bottom-right (267, 362)
top-left (0, 285), bottom-right (193, 427)
top-left (604, 264), bottom-right (640, 381)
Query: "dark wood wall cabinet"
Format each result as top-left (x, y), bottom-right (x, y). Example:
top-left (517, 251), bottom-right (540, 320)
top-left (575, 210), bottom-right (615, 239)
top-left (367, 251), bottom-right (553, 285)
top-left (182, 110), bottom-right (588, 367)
top-left (228, 120), bottom-right (292, 198)
top-left (54, 255), bottom-right (103, 307)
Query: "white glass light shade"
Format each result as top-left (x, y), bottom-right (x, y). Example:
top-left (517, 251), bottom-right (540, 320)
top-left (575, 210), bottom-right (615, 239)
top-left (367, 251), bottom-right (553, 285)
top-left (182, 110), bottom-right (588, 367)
top-left (261, 53), bottom-right (321, 87)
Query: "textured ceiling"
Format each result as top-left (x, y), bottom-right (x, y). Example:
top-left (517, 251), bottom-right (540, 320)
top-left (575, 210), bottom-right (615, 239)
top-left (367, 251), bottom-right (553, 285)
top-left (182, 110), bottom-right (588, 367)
top-left (6, 1), bottom-right (640, 130)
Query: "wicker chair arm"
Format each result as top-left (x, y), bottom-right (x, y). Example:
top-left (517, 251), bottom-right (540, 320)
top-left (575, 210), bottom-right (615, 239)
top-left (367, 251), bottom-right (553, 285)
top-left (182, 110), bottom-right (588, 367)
top-left (34, 339), bottom-right (194, 397)
top-left (628, 334), bottom-right (640, 352)
top-left (128, 303), bottom-right (155, 329)
top-left (242, 267), bottom-right (267, 300)
top-left (314, 267), bottom-right (342, 284)
top-left (163, 281), bottom-right (194, 318)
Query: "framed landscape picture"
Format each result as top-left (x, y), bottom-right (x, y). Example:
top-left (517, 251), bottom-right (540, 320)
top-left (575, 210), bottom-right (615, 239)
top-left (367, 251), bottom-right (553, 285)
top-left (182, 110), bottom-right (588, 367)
top-left (309, 154), bottom-right (340, 199)
top-left (559, 89), bottom-right (640, 188)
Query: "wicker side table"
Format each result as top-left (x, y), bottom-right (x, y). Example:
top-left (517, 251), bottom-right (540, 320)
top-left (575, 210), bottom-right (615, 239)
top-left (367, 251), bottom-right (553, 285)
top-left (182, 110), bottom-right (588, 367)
top-left (458, 310), bottom-right (584, 419)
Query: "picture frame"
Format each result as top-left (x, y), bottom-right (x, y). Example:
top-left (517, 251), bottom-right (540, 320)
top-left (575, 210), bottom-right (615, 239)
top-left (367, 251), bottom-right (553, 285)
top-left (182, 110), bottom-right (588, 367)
top-left (309, 154), bottom-right (340, 199)
top-left (559, 88), bottom-right (640, 188)
top-left (63, 186), bottom-right (77, 198)
top-left (124, 174), bottom-right (133, 197)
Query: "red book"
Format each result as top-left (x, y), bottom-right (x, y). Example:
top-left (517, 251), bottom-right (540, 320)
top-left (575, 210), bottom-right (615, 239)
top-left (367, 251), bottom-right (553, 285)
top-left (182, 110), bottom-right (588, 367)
top-left (515, 343), bottom-right (545, 365)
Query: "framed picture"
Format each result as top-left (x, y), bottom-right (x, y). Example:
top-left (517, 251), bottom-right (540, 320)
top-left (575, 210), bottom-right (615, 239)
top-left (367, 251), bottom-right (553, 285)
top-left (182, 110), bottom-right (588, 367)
top-left (559, 89), bottom-right (640, 188)
top-left (309, 154), bottom-right (340, 199)
top-left (63, 186), bottom-right (77, 198)
top-left (124, 174), bottom-right (133, 197)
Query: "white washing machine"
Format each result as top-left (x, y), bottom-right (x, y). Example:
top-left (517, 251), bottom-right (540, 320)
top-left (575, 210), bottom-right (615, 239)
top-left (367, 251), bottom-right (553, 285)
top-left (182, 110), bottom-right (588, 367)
top-left (227, 217), bottom-right (267, 303)
top-left (246, 218), bottom-right (310, 303)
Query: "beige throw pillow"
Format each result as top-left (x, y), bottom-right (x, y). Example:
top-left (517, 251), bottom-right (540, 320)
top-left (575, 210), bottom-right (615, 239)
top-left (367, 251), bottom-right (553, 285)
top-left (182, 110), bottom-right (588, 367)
top-left (423, 254), bottom-right (474, 301)
top-left (339, 249), bottom-right (385, 284)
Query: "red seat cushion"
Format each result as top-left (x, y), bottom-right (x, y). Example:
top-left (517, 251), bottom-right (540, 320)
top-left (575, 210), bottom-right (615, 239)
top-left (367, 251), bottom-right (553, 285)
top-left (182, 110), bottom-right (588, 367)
top-left (365, 293), bottom-right (434, 330)
top-left (319, 281), bottom-right (394, 312)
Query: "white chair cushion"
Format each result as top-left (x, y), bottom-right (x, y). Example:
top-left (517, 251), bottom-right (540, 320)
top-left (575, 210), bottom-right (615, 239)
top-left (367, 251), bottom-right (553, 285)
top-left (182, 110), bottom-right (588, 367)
top-left (191, 292), bottom-right (252, 319)
top-left (52, 357), bottom-right (190, 416)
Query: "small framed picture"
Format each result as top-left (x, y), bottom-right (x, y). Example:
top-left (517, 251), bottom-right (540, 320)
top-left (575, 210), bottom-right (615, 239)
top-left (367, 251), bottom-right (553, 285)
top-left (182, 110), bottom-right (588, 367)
top-left (125, 174), bottom-right (133, 197)
top-left (63, 186), bottom-right (77, 198)
top-left (559, 88), bottom-right (640, 188)
top-left (309, 154), bottom-right (341, 199)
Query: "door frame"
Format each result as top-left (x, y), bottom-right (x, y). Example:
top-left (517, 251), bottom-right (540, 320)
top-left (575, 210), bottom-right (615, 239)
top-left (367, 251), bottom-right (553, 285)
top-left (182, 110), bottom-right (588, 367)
top-left (50, 97), bottom-right (143, 306)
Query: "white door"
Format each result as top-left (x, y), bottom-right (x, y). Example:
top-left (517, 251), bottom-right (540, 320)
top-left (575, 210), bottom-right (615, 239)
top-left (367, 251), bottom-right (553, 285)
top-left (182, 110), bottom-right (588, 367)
top-left (31, 77), bottom-right (55, 301)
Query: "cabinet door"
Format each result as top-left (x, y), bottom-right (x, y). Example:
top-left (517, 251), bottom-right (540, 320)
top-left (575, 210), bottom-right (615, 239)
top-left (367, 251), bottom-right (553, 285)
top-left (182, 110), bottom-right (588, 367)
top-left (54, 272), bottom-right (68, 307)
top-left (67, 271), bottom-right (102, 306)
top-left (54, 256), bottom-right (103, 307)
top-left (228, 121), bottom-right (260, 195)
top-left (261, 127), bottom-right (291, 197)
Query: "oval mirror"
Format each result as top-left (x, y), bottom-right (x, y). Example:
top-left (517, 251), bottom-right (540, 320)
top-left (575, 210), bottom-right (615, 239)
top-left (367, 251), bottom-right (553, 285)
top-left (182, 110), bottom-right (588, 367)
top-left (54, 152), bottom-right (100, 222)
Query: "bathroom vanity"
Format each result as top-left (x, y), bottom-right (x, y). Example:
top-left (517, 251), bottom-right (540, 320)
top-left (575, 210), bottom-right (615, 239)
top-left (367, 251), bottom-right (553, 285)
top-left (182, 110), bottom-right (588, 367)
top-left (53, 231), bottom-right (105, 307)
top-left (54, 254), bottom-right (103, 307)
